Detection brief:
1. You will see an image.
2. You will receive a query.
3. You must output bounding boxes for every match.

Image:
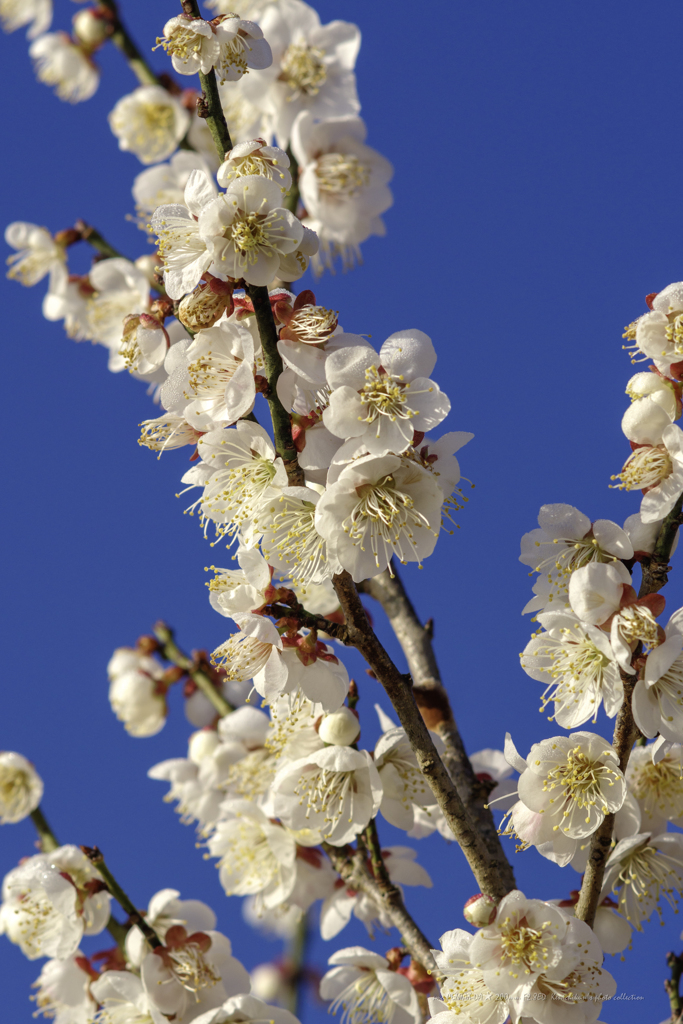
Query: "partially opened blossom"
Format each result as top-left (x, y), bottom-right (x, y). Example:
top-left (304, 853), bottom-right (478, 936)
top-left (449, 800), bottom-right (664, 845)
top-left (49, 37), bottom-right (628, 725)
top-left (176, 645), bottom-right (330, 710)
top-left (29, 33), bottom-right (99, 103)
top-left (374, 726), bottom-right (437, 831)
top-left (0, 751), bottom-right (43, 824)
top-left (567, 562), bottom-right (631, 626)
top-left (31, 952), bottom-right (97, 1024)
top-left (152, 169), bottom-right (219, 299)
top-left (622, 371), bottom-right (678, 444)
top-left (218, 140), bottom-right (292, 192)
top-left (601, 831), bottom-right (683, 930)
top-left (0, 0), bottom-right (51, 38)
top-left (125, 888), bottom-right (217, 967)
top-left (212, 612), bottom-right (285, 699)
top-left (139, 413), bottom-right (203, 456)
top-left (4, 222), bottom-right (65, 287)
top-left (272, 745), bottom-right (382, 846)
top-left (430, 928), bottom-right (508, 1024)
top-left (0, 846), bottom-right (110, 960)
top-left (109, 85), bottom-right (191, 165)
top-left (626, 743), bottom-right (683, 834)
top-left (320, 947), bottom-right (422, 1024)
top-left (86, 257), bottom-right (151, 353)
top-left (633, 622), bottom-right (683, 741)
top-left (626, 283), bottom-right (683, 376)
top-left (611, 423), bottom-right (683, 523)
top-left (315, 453), bottom-right (444, 580)
top-left (213, 16), bottom-right (272, 83)
top-left (279, 641), bottom-right (349, 711)
top-left (207, 546), bottom-right (271, 616)
top-left (207, 799), bottom-right (297, 911)
top-left (141, 927), bottom-right (249, 1020)
top-left (133, 151), bottom-right (213, 224)
top-left (292, 112), bottom-right (393, 273)
top-left (520, 611), bottom-right (623, 727)
top-left (107, 647), bottom-right (168, 738)
top-left (520, 503), bottom-right (633, 615)
top-left (244, 0), bottom-right (361, 148)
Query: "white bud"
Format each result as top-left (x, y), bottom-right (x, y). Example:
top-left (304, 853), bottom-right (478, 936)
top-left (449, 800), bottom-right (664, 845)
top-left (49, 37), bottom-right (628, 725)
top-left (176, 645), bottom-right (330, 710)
top-left (0, 752), bottom-right (43, 824)
top-left (72, 9), bottom-right (110, 48)
top-left (318, 706), bottom-right (360, 746)
top-left (188, 729), bottom-right (220, 763)
top-left (621, 397), bottom-right (673, 445)
top-left (463, 893), bottom-right (497, 927)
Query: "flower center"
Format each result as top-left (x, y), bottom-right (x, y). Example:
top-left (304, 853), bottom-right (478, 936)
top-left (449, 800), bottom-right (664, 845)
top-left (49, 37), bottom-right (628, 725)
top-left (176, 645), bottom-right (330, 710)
top-left (359, 367), bottom-right (416, 424)
top-left (216, 36), bottom-right (249, 83)
top-left (187, 352), bottom-right (242, 399)
top-left (157, 26), bottom-right (204, 62)
top-left (167, 944), bottom-right (219, 996)
top-left (280, 43), bottom-right (327, 96)
top-left (288, 305), bottom-right (339, 341)
top-left (612, 445), bottom-right (672, 491)
top-left (615, 605), bottom-right (660, 650)
top-left (294, 764), bottom-right (353, 833)
top-left (223, 747), bottom-right (275, 802)
top-left (665, 314), bottom-right (683, 356)
top-left (0, 767), bottom-right (31, 817)
top-left (542, 747), bottom-right (619, 819)
top-left (139, 416), bottom-right (200, 455)
top-left (329, 971), bottom-right (393, 1024)
top-left (260, 497), bottom-right (328, 587)
top-left (629, 755), bottom-right (683, 820)
top-left (498, 917), bottom-right (553, 975)
top-left (230, 210), bottom-right (271, 259)
top-left (212, 634), bottom-right (273, 681)
top-left (441, 973), bottom-right (497, 1017)
top-left (346, 475), bottom-right (434, 568)
top-left (316, 153), bottom-right (371, 197)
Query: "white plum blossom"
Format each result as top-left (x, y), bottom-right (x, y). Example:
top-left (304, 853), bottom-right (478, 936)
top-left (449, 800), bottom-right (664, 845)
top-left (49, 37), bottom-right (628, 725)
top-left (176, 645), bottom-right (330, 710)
top-left (430, 928), bottom-right (508, 1024)
top-left (152, 169), bottom-right (219, 299)
top-left (374, 726), bottom-right (437, 831)
top-left (139, 413), bottom-right (203, 455)
top-left (505, 732), bottom-right (626, 866)
top-left (519, 503), bottom-right (633, 615)
top-left (272, 744), bottom-right (382, 846)
top-left (192, 421), bottom-right (288, 545)
top-left (90, 972), bottom-right (161, 1024)
top-left (133, 151), bottom-right (214, 224)
top-left (0, 846), bottom-right (110, 960)
top-left (4, 221), bottom-right (65, 287)
top-left (566, 561), bottom-right (631, 626)
top-left (141, 927), bottom-right (250, 1020)
top-left (622, 371), bottom-right (679, 444)
top-left (212, 612), bottom-right (286, 701)
top-left (601, 831), bottom-right (683, 930)
top-left (278, 642), bottom-right (349, 711)
top-left (125, 888), bottom-right (217, 967)
top-left (109, 86), bottom-right (191, 165)
top-left (626, 743), bottom-right (683, 834)
top-left (520, 611), bottom-right (624, 728)
top-left (292, 112), bottom-right (394, 273)
top-left (468, 889), bottom-right (614, 1024)
top-left (157, 14), bottom-right (272, 83)
top-left (319, 947), bottom-right (422, 1024)
top-left (0, 0), bottom-right (51, 38)
top-left (626, 283), bottom-right (683, 376)
top-left (0, 751), bottom-right (43, 824)
top-left (29, 33), bottom-right (99, 103)
top-left (193, 994), bottom-right (301, 1024)
top-left (206, 799), bottom-right (297, 911)
top-left (323, 331), bottom-right (450, 457)
top-left (315, 453), bottom-right (444, 581)
top-left (199, 175), bottom-right (306, 286)
top-left (107, 647), bottom-right (168, 738)
top-left (633, 622), bottom-right (683, 741)
top-left (611, 423), bottom-right (683, 523)
top-left (243, 0), bottom-right (361, 148)
top-left (31, 953), bottom-right (97, 1024)
top-left (218, 140), bottom-right (292, 192)
top-left (207, 546), bottom-right (271, 616)
top-left (86, 257), bottom-right (151, 357)
top-left (258, 485), bottom-right (340, 588)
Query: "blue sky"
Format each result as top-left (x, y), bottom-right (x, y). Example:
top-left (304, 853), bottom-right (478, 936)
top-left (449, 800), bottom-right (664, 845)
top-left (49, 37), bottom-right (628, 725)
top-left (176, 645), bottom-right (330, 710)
top-left (1, 1), bottom-right (682, 1021)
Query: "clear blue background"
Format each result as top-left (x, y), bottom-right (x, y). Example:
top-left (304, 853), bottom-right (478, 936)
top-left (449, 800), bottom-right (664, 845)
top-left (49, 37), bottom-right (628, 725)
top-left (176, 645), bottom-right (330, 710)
top-left (0, 1), bottom-right (679, 1020)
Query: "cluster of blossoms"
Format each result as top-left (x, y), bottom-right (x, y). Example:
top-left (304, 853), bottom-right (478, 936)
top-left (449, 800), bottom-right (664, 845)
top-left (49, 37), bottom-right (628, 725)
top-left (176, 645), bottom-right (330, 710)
top-left (6, 0), bottom-right (683, 1021)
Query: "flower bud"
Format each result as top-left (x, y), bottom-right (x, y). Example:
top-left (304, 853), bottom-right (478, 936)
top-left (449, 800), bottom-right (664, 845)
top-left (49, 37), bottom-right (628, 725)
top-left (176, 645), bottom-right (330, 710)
top-left (318, 706), bottom-right (360, 746)
top-left (0, 752), bottom-right (43, 824)
top-left (188, 728), bottom-right (220, 763)
top-left (178, 280), bottom-right (234, 332)
top-left (463, 893), bottom-right (497, 927)
top-left (621, 397), bottom-right (673, 445)
top-left (72, 9), bottom-right (111, 49)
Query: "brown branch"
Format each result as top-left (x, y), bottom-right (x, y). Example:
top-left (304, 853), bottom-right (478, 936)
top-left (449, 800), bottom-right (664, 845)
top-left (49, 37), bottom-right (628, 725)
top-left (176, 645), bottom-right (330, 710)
top-left (665, 952), bottom-right (683, 1021)
top-left (153, 621), bottom-right (233, 717)
top-left (576, 494), bottom-right (683, 926)
top-left (323, 842), bottom-right (440, 977)
top-left (181, 0), bottom-right (233, 158)
top-left (359, 564), bottom-right (515, 893)
top-left (332, 570), bottom-right (509, 900)
top-left (82, 846), bottom-right (162, 949)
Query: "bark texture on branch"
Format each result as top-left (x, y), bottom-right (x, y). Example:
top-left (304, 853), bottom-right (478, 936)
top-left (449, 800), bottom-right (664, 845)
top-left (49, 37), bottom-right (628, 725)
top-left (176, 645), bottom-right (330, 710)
top-left (359, 564), bottom-right (516, 893)
top-left (576, 493), bottom-right (683, 927)
top-left (332, 570), bottom-right (509, 900)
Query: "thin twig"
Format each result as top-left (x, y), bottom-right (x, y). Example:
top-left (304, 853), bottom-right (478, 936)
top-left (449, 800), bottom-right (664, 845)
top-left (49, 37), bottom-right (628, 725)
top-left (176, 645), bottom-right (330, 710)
top-left (359, 564), bottom-right (516, 892)
top-left (284, 146), bottom-right (300, 215)
top-left (575, 494), bottom-right (683, 926)
top-left (332, 570), bottom-right (509, 900)
top-left (29, 809), bottom-right (128, 951)
top-left (181, 1), bottom-right (233, 158)
top-left (82, 846), bottom-right (162, 949)
top-left (74, 221), bottom-right (124, 260)
top-left (282, 912), bottom-right (309, 1015)
top-left (153, 621), bottom-right (233, 717)
top-left (323, 842), bottom-right (440, 977)
top-left (98, 0), bottom-right (162, 86)
top-left (245, 284), bottom-right (306, 485)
